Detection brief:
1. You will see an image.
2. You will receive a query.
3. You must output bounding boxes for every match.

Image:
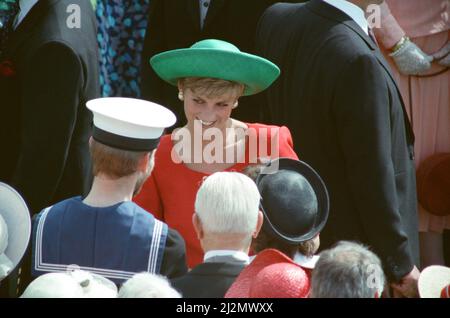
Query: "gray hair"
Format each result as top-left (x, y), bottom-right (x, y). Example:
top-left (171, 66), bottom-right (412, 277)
top-left (310, 241), bottom-right (385, 298)
top-left (195, 172), bottom-right (261, 235)
top-left (118, 273), bottom-right (181, 298)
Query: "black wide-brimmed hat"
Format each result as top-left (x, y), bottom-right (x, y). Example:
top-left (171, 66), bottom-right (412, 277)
top-left (255, 158), bottom-right (329, 244)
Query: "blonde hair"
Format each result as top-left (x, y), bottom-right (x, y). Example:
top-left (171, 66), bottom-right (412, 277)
top-left (90, 139), bottom-right (151, 179)
top-left (178, 77), bottom-right (245, 99)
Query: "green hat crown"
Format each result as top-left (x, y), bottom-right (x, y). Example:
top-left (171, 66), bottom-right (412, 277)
top-left (150, 39), bottom-right (280, 96)
top-left (191, 39), bottom-right (240, 51)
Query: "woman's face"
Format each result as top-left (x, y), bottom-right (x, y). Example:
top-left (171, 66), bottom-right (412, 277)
top-left (183, 88), bottom-right (237, 132)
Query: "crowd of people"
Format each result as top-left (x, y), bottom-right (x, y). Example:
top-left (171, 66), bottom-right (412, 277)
top-left (0, 0), bottom-right (449, 298)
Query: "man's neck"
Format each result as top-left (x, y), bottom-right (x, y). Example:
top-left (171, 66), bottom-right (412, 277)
top-left (83, 174), bottom-right (138, 207)
top-left (201, 235), bottom-right (251, 254)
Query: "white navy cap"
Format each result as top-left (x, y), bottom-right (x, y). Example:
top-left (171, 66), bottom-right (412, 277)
top-left (86, 97), bottom-right (177, 151)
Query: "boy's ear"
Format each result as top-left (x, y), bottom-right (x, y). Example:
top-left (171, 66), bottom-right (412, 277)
top-left (138, 153), bottom-right (150, 172)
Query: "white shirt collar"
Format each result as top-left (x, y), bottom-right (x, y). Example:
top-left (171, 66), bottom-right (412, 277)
top-left (322, 0), bottom-right (369, 35)
top-left (14, 0), bottom-right (39, 29)
top-left (293, 252), bottom-right (320, 269)
top-left (204, 250), bottom-right (250, 263)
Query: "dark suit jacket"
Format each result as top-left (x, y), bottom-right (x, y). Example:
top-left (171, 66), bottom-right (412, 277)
top-left (0, 0), bottom-right (99, 214)
top-left (140, 0), bottom-right (305, 126)
top-left (171, 261), bottom-right (245, 298)
top-left (161, 228), bottom-right (189, 279)
top-left (255, 0), bottom-right (419, 281)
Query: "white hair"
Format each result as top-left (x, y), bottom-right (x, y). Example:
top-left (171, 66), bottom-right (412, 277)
top-left (195, 172), bottom-right (261, 235)
top-left (118, 273), bottom-right (181, 298)
top-left (311, 241), bottom-right (385, 298)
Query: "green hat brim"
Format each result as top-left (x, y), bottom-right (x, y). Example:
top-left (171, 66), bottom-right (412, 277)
top-left (150, 48), bottom-right (280, 96)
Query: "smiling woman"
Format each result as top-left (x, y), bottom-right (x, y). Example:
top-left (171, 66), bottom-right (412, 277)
top-left (133, 39), bottom-right (299, 268)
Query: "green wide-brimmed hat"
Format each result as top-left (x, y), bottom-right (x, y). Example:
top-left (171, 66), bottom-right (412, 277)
top-left (150, 39), bottom-right (280, 96)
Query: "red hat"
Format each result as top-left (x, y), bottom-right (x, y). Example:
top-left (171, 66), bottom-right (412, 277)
top-left (416, 153), bottom-right (450, 216)
top-left (225, 249), bottom-right (310, 298)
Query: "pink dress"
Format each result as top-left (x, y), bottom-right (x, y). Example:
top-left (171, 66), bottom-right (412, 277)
top-left (374, 0), bottom-right (450, 233)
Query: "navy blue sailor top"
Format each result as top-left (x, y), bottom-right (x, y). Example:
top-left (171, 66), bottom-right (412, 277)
top-left (31, 197), bottom-right (187, 284)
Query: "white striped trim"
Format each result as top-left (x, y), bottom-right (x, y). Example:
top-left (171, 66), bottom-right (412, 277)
top-left (34, 205), bottom-right (165, 281)
top-left (147, 219), bottom-right (164, 273)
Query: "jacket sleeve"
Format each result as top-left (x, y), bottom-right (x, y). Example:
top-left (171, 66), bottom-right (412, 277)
top-left (140, 0), bottom-right (166, 102)
top-left (11, 41), bottom-right (83, 214)
top-left (332, 53), bottom-right (414, 281)
top-left (278, 126), bottom-right (299, 160)
top-left (373, 2), bottom-right (405, 50)
top-left (161, 228), bottom-right (188, 278)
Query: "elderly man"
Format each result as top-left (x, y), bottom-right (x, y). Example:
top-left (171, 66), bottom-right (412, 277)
top-left (171, 172), bottom-right (263, 298)
top-left (255, 0), bottom-right (420, 297)
top-left (30, 98), bottom-right (187, 285)
top-left (310, 241), bottom-right (385, 298)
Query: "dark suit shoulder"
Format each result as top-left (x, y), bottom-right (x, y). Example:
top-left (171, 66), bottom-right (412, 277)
top-left (264, 2), bottom-right (304, 16)
top-left (259, 2), bottom-right (305, 35)
top-left (33, 0), bottom-right (97, 52)
top-left (171, 262), bottom-right (245, 298)
top-left (31, 40), bottom-right (79, 60)
top-left (161, 228), bottom-right (188, 279)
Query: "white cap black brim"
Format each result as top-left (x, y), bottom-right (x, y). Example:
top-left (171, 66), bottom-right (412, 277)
top-left (86, 97), bottom-right (176, 151)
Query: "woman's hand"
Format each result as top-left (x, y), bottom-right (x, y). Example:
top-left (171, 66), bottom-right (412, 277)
top-left (390, 37), bottom-right (433, 75)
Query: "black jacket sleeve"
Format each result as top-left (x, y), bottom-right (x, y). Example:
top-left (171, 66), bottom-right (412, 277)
top-left (140, 0), bottom-right (166, 102)
top-left (161, 227), bottom-right (188, 279)
top-left (333, 53), bottom-right (414, 281)
top-left (11, 41), bottom-right (83, 214)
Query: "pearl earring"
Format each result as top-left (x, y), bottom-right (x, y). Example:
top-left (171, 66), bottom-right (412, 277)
top-left (233, 101), bottom-right (238, 109)
top-left (178, 91), bottom-right (184, 101)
